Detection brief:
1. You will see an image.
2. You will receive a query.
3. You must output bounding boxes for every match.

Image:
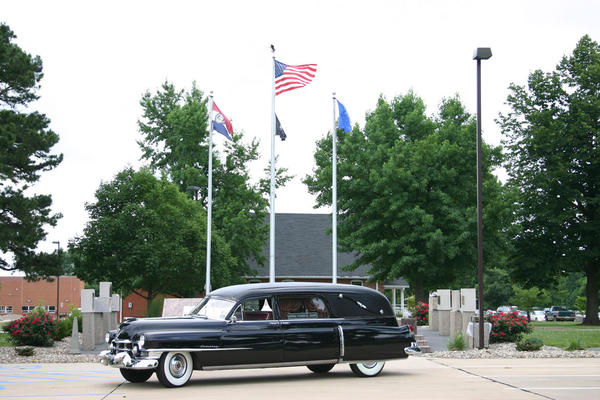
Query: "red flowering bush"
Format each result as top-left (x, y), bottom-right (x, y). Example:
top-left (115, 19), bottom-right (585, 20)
top-left (414, 301), bottom-right (429, 326)
top-left (488, 311), bottom-right (532, 343)
top-left (3, 307), bottom-right (58, 347)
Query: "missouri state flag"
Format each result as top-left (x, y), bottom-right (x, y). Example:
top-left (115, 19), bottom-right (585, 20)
top-left (212, 102), bottom-right (233, 141)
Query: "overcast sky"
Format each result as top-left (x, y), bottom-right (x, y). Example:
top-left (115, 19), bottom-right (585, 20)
top-left (3, 0), bottom-right (600, 263)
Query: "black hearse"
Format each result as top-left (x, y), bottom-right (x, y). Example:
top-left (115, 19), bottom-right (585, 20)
top-left (100, 282), bottom-right (419, 387)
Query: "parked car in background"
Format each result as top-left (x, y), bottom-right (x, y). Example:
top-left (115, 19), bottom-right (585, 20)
top-left (100, 282), bottom-right (418, 388)
top-left (545, 306), bottom-right (575, 321)
top-left (496, 306), bottom-right (517, 314)
top-left (517, 310), bottom-right (530, 321)
top-left (531, 310), bottom-right (546, 321)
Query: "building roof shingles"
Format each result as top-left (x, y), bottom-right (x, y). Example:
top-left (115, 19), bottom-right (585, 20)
top-left (247, 213), bottom-right (408, 287)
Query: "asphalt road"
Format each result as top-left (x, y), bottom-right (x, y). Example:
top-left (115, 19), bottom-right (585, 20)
top-left (0, 357), bottom-right (597, 400)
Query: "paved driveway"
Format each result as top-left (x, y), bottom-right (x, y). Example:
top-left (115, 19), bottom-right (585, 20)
top-left (0, 357), bottom-right (597, 400)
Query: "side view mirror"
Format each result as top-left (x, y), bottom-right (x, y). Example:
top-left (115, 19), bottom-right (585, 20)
top-left (229, 315), bottom-right (238, 324)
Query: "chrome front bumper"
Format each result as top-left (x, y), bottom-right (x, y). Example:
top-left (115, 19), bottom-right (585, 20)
top-left (99, 350), bottom-right (159, 370)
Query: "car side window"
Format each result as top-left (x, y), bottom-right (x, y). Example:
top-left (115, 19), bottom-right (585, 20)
top-left (278, 296), bottom-right (330, 320)
top-left (234, 297), bottom-right (274, 321)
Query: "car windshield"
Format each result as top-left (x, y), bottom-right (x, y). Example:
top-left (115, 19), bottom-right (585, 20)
top-left (190, 297), bottom-right (236, 320)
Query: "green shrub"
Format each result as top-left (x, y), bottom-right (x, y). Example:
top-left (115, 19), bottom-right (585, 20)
top-left (55, 318), bottom-right (72, 341)
top-left (516, 338), bottom-right (543, 351)
top-left (448, 333), bottom-right (467, 351)
top-left (14, 346), bottom-right (34, 356)
top-left (566, 338), bottom-right (584, 351)
top-left (5, 308), bottom-right (58, 347)
top-left (54, 307), bottom-right (83, 341)
top-left (488, 310), bottom-right (532, 343)
top-left (66, 307), bottom-right (83, 333)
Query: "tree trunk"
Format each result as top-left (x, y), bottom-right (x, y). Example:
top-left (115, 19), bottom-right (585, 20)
top-left (145, 288), bottom-right (154, 318)
top-left (583, 262), bottom-right (599, 325)
top-left (411, 277), bottom-right (429, 304)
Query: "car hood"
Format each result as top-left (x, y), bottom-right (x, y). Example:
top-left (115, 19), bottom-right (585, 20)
top-left (116, 316), bottom-right (226, 341)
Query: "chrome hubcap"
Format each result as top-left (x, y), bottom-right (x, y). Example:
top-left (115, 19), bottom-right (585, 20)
top-left (169, 354), bottom-right (187, 378)
top-left (362, 362), bottom-right (378, 369)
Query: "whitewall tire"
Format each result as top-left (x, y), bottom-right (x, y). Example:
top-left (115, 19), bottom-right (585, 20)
top-left (350, 361), bottom-right (385, 377)
top-left (156, 351), bottom-right (193, 388)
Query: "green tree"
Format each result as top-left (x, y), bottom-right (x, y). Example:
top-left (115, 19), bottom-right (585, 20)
top-left (137, 82), bottom-right (289, 281)
top-left (510, 285), bottom-right (550, 312)
top-left (484, 267), bottom-right (514, 309)
top-left (545, 272), bottom-right (586, 310)
top-left (71, 168), bottom-right (236, 307)
top-left (305, 93), bottom-right (507, 302)
top-left (499, 35), bottom-right (600, 324)
top-left (0, 23), bottom-right (63, 277)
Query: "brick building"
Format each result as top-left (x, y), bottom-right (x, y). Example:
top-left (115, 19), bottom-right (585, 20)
top-left (0, 276), bottom-right (85, 316)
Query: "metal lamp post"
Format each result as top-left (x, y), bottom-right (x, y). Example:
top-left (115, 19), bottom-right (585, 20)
top-left (473, 47), bottom-right (492, 349)
top-left (52, 241), bottom-right (60, 316)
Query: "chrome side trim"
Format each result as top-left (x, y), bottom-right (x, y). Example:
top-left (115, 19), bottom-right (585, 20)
top-left (337, 325), bottom-right (345, 362)
top-left (202, 359), bottom-right (339, 371)
top-left (146, 347), bottom-right (251, 354)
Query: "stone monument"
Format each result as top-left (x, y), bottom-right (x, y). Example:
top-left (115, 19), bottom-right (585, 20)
top-left (81, 282), bottom-right (120, 351)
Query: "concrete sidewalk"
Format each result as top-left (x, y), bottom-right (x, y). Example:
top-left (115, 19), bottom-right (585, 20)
top-left (1, 358), bottom-right (598, 400)
top-left (419, 325), bottom-right (450, 352)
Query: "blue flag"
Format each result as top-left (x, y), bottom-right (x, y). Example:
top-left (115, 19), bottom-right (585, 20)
top-left (337, 100), bottom-right (351, 133)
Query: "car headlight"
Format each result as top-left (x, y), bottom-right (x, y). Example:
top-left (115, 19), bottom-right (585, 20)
top-left (132, 344), bottom-right (139, 356)
top-left (105, 333), bottom-right (110, 343)
top-left (138, 334), bottom-right (145, 347)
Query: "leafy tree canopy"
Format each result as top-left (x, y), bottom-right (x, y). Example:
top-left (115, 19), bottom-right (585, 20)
top-left (484, 267), bottom-right (514, 310)
top-left (510, 286), bottom-right (550, 312)
top-left (0, 23), bottom-right (62, 277)
top-left (305, 92), bottom-right (507, 302)
top-left (137, 82), bottom-right (290, 281)
top-left (499, 35), bottom-right (600, 324)
top-left (71, 168), bottom-right (236, 303)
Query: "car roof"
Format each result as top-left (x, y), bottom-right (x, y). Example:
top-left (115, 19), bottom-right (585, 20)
top-left (209, 282), bottom-right (382, 301)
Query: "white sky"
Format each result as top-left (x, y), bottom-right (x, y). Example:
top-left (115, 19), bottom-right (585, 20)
top-left (3, 0), bottom-right (600, 263)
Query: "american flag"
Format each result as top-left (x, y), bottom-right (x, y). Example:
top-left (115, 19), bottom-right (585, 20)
top-left (274, 59), bottom-right (317, 96)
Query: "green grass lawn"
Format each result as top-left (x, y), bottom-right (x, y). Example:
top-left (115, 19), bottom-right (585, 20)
top-left (524, 321), bottom-right (600, 349)
top-left (0, 332), bottom-right (11, 347)
top-left (0, 321), bottom-right (12, 347)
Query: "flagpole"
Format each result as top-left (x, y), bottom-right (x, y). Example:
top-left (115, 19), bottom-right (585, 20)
top-left (332, 93), bottom-right (338, 284)
top-left (206, 91), bottom-right (214, 295)
top-left (269, 46), bottom-right (276, 283)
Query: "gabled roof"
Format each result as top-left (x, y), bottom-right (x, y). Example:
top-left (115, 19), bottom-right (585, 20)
top-left (246, 213), bottom-right (407, 287)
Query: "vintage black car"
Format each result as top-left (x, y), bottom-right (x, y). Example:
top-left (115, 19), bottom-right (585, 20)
top-left (100, 282), bottom-right (420, 387)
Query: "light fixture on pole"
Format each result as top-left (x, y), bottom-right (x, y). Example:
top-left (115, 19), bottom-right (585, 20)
top-left (186, 186), bottom-right (200, 201)
top-left (473, 47), bottom-right (492, 349)
top-left (52, 241), bottom-right (61, 316)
